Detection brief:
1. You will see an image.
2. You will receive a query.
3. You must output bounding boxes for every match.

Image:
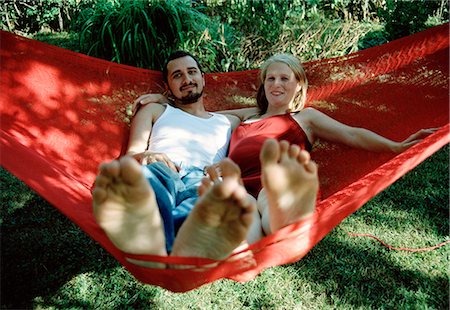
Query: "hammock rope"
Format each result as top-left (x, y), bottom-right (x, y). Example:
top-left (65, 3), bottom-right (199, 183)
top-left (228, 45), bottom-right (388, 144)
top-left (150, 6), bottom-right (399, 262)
top-left (1, 23), bottom-right (448, 292)
top-left (347, 233), bottom-right (450, 252)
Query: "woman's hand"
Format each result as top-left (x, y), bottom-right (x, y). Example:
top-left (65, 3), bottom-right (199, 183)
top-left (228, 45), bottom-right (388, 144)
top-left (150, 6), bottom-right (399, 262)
top-left (132, 94), bottom-right (169, 116)
top-left (132, 151), bottom-right (180, 172)
top-left (394, 128), bottom-right (439, 153)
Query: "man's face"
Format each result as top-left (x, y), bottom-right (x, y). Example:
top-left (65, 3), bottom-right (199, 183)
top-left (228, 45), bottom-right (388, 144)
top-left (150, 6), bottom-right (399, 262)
top-left (166, 56), bottom-right (205, 104)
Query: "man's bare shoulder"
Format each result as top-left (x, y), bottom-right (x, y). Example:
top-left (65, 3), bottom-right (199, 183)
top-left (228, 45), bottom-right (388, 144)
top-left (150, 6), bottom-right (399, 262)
top-left (135, 103), bottom-right (166, 121)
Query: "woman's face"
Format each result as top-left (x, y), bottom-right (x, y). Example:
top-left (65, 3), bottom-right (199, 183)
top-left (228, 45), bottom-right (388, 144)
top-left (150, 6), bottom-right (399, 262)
top-left (264, 62), bottom-right (301, 110)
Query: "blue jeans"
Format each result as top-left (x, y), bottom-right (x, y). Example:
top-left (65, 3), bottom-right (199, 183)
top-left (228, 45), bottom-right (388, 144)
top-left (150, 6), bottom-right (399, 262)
top-left (142, 162), bottom-right (204, 253)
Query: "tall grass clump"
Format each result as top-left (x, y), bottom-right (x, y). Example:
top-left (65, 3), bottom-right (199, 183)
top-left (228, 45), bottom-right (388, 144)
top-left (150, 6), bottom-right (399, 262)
top-left (204, 0), bottom-right (304, 69)
top-left (202, 0), bottom-right (448, 70)
top-left (178, 17), bottom-right (241, 73)
top-left (203, 0), bottom-right (377, 69)
top-left (78, 0), bottom-right (209, 70)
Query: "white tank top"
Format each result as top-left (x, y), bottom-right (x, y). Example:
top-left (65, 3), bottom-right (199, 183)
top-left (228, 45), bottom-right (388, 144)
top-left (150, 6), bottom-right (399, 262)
top-left (148, 105), bottom-right (231, 169)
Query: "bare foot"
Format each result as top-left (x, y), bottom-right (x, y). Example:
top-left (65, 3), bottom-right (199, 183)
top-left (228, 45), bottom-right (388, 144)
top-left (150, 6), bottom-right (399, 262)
top-left (92, 156), bottom-right (167, 260)
top-left (260, 139), bottom-right (318, 233)
top-left (171, 158), bottom-right (255, 260)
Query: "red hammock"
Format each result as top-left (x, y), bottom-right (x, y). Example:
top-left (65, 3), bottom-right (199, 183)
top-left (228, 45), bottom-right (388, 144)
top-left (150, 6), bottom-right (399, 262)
top-left (1, 24), bottom-right (448, 292)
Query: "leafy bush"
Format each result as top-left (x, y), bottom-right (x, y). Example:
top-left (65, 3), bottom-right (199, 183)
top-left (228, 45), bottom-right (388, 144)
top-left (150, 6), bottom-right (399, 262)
top-left (78, 0), bottom-right (212, 70)
top-left (207, 0), bottom-right (299, 41)
top-left (320, 0), bottom-right (387, 21)
top-left (357, 27), bottom-right (388, 50)
top-left (380, 0), bottom-right (448, 41)
top-left (277, 15), bottom-right (374, 62)
top-left (1, 0), bottom-right (94, 33)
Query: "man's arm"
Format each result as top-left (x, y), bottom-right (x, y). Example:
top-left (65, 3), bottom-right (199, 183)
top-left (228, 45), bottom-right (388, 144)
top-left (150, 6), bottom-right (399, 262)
top-left (127, 103), bottom-right (157, 155)
top-left (126, 103), bottom-right (180, 171)
top-left (217, 107), bottom-right (259, 121)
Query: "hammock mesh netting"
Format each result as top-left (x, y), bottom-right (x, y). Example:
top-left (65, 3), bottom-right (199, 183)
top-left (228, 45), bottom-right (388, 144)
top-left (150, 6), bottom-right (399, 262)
top-left (1, 23), bottom-right (449, 292)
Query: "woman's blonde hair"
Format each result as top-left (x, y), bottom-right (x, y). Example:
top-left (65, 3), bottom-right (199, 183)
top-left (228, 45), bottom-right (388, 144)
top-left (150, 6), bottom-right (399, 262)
top-left (256, 53), bottom-right (308, 114)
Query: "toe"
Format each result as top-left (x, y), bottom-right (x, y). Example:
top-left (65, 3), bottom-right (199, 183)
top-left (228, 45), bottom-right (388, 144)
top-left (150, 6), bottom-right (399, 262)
top-left (260, 138), bottom-right (280, 165)
top-left (304, 160), bottom-right (318, 175)
top-left (198, 178), bottom-right (213, 196)
top-left (220, 158), bottom-right (241, 180)
top-left (297, 150), bottom-right (311, 164)
top-left (94, 174), bottom-right (110, 188)
top-left (92, 187), bottom-right (107, 206)
top-left (211, 178), bottom-right (239, 199)
top-left (99, 160), bottom-right (121, 178)
top-left (119, 156), bottom-right (144, 185)
top-left (288, 144), bottom-right (301, 158)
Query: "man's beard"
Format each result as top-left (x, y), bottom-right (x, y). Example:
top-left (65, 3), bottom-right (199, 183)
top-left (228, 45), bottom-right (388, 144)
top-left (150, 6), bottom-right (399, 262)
top-left (176, 90), bottom-right (203, 104)
top-left (170, 83), bottom-right (204, 105)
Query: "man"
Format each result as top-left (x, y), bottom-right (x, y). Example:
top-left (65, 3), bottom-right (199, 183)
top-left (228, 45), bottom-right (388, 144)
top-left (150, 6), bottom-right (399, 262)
top-left (93, 51), bottom-right (261, 266)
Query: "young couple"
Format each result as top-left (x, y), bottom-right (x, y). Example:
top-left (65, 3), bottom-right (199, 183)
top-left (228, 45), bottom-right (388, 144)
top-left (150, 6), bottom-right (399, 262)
top-left (92, 51), bottom-right (436, 267)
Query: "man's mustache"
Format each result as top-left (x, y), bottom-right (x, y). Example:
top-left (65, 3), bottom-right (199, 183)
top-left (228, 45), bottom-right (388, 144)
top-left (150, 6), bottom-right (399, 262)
top-left (180, 82), bottom-right (197, 91)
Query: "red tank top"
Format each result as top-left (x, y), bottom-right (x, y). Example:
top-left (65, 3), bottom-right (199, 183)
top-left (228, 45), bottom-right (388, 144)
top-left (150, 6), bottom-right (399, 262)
top-left (228, 113), bottom-right (312, 197)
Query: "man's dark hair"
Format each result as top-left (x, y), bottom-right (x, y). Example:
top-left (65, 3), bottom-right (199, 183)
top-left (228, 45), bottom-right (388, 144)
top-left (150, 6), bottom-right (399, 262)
top-left (162, 50), bottom-right (203, 82)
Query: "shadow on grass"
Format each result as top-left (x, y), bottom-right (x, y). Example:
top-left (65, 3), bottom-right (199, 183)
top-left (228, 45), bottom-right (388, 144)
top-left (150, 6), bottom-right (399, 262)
top-left (291, 230), bottom-right (448, 309)
top-left (1, 168), bottom-right (117, 309)
top-left (287, 146), bottom-right (449, 309)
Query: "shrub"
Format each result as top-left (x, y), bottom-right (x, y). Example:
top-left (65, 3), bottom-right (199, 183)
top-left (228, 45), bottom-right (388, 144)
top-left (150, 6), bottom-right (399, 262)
top-left (78, 0), bottom-right (211, 70)
top-left (320, 0), bottom-right (387, 21)
top-left (1, 0), bottom-right (94, 33)
top-left (380, 0), bottom-right (448, 41)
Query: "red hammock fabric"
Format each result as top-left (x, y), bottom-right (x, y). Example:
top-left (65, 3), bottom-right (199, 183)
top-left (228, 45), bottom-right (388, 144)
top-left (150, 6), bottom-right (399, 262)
top-left (1, 24), bottom-right (448, 292)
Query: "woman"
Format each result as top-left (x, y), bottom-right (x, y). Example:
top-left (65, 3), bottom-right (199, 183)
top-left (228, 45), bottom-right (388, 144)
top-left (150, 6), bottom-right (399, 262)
top-left (134, 53), bottom-right (436, 237)
top-left (221, 53), bottom-right (437, 235)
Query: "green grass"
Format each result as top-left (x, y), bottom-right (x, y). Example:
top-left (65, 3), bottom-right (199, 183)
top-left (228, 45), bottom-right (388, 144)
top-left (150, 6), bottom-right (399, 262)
top-left (31, 32), bottom-right (81, 53)
top-left (2, 146), bottom-right (448, 309)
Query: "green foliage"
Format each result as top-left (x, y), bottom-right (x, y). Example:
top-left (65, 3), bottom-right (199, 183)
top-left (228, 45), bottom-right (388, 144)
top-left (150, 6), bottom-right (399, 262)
top-left (276, 15), bottom-right (374, 62)
top-left (78, 0), bottom-right (212, 70)
top-left (0, 0), bottom-right (94, 33)
top-left (321, 0), bottom-right (387, 21)
top-left (207, 0), bottom-right (299, 42)
top-left (380, 0), bottom-right (448, 41)
top-left (178, 17), bottom-right (242, 73)
top-left (202, 0), bottom-right (375, 70)
top-left (8, 0), bottom-right (448, 72)
top-left (357, 26), bottom-right (388, 50)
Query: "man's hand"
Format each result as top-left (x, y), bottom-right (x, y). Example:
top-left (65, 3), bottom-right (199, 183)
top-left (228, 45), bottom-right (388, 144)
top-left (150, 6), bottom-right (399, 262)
top-left (203, 163), bottom-right (222, 181)
top-left (132, 151), bottom-right (180, 172)
top-left (132, 94), bottom-right (169, 116)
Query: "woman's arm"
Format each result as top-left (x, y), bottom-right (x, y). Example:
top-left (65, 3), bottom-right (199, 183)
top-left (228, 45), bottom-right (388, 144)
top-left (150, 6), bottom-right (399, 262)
top-left (132, 93), bottom-right (169, 116)
top-left (132, 92), bottom-right (258, 129)
top-left (297, 108), bottom-right (437, 153)
top-left (132, 93), bottom-right (259, 121)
